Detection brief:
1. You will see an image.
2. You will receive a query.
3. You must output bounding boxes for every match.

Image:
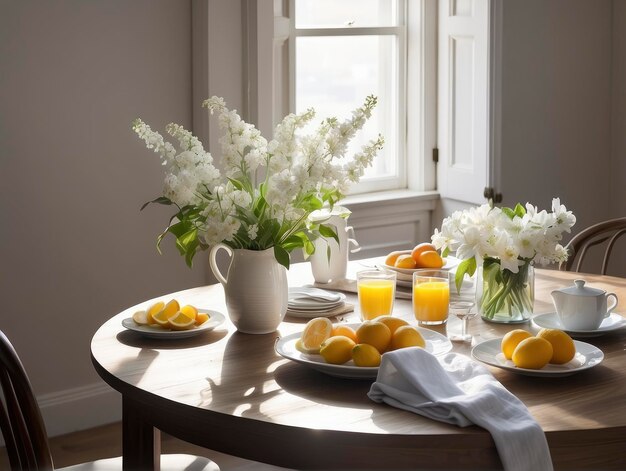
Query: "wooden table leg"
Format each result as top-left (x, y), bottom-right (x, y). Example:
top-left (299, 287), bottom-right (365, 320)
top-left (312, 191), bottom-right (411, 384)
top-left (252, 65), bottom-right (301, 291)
top-left (122, 396), bottom-right (161, 471)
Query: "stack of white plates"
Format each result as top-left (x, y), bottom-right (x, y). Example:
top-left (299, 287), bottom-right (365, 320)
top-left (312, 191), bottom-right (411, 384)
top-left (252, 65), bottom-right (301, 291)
top-left (287, 287), bottom-right (347, 318)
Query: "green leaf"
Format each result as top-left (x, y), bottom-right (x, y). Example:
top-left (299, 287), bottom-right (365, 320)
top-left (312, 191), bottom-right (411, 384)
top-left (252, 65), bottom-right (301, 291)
top-left (140, 196), bottom-right (172, 211)
top-left (441, 247), bottom-right (450, 258)
top-left (514, 203), bottom-right (526, 218)
top-left (178, 228), bottom-right (198, 249)
top-left (502, 207), bottom-right (515, 219)
top-left (274, 245), bottom-right (290, 269)
top-left (227, 177), bottom-right (244, 191)
top-left (454, 257), bottom-right (476, 293)
top-left (318, 224), bottom-right (339, 244)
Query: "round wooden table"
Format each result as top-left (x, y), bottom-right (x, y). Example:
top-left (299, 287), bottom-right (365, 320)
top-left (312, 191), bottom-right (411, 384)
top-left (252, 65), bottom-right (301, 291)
top-left (91, 261), bottom-right (626, 470)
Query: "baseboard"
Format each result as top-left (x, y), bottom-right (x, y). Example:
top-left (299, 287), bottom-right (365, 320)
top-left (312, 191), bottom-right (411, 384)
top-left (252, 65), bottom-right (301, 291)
top-left (39, 381), bottom-right (122, 438)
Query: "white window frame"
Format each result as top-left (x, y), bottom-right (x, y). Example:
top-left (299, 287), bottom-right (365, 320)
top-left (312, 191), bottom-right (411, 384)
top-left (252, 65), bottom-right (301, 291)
top-left (288, 0), bottom-right (409, 195)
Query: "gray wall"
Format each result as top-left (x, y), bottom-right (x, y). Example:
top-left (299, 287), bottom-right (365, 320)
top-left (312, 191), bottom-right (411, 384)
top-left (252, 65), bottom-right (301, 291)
top-left (0, 0), bottom-right (206, 402)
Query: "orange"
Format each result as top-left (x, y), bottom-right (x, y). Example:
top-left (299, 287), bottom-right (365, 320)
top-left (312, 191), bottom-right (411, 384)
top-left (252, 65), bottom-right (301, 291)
top-left (319, 336), bottom-right (356, 364)
top-left (356, 321), bottom-right (392, 354)
top-left (300, 317), bottom-right (333, 354)
top-left (376, 316), bottom-right (409, 335)
top-left (537, 328), bottom-right (576, 364)
top-left (389, 325), bottom-right (426, 350)
top-left (501, 329), bottom-right (533, 360)
top-left (332, 325), bottom-right (358, 343)
top-left (512, 337), bottom-right (553, 369)
top-left (352, 343), bottom-right (382, 367)
top-left (385, 250), bottom-right (406, 266)
top-left (416, 251), bottom-right (444, 269)
top-left (195, 312), bottom-right (210, 326)
top-left (168, 311), bottom-right (196, 330)
top-left (411, 243), bottom-right (436, 263)
top-left (395, 254), bottom-right (417, 269)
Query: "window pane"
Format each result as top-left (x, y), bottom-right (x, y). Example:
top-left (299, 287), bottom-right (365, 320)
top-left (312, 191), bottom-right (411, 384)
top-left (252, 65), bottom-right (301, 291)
top-left (295, 0), bottom-right (398, 28)
top-left (295, 35), bottom-right (398, 180)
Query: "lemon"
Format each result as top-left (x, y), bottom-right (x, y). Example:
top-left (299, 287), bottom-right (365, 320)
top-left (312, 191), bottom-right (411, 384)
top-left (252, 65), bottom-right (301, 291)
top-left (152, 299), bottom-right (180, 326)
top-left (352, 343), bottom-right (382, 367)
top-left (501, 329), bottom-right (533, 360)
top-left (180, 305), bottom-right (198, 321)
top-left (537, 328), bottom-right (576, 364)
top-left (195, 312), bottom-right (210, 326)
top-left (319, 335), bottom-right (356, 364)
top-left (132, 310), bottom-right (149, 325)
top-left (389, 325), bottom-right (426, 350)
top-left (145, 301), bottom-right (165, 325)
top-left (512, 337), bottom-right (553, 369)
top-left (356, 321), bottom-right (391, 354)
top-left (376, 316), bottom-right (409, 335)
top-left (331, 325), bottom-right (358, 343)
top-left (168, 311), bottom-right (196, 330)
top-left (300, 317), bottom-right (333, 354)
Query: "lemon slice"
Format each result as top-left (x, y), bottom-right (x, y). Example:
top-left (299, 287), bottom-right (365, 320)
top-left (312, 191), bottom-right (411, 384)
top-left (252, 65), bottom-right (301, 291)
top-left (180, 305), bottom-right (198, 321)
top-left (300, 317), bottom-right (333, 353)
top-left (195, 312), bottom-right (210, 326)
top-left (146, 301), bottom-right (165, 325)
top-left (132, 310), bottom-right (149, 325)
top-left (168, 311), bottom-right (196, 330)
top-left (152, 299), bottom-right (180, 326)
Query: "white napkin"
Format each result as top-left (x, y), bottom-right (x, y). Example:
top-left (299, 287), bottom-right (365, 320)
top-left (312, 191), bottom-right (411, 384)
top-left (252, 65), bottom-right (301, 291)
top-left (368, 348), bottom-right (553, 471)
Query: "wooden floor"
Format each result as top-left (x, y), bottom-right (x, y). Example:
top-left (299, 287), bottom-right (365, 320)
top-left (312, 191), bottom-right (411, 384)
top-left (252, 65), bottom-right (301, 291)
top-left (0, 421), bottom-right (291, 470)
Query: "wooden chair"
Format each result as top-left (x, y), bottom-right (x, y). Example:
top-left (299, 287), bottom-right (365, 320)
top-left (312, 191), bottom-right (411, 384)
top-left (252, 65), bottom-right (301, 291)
top-left (562, 217), bottom-right (626, 275)
top-left (0, 330), bottom-right (219, 471)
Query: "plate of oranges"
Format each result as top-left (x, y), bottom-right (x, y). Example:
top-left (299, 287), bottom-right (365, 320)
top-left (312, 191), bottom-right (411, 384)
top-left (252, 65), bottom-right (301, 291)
top-left (471, 328), bottom-right (604, 377)
top-left (378, 243), bottom-right (459, 280)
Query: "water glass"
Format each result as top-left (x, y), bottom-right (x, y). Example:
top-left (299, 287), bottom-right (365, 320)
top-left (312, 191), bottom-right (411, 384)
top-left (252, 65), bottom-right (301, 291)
top-left (448, 301), bottom-right (476, 342)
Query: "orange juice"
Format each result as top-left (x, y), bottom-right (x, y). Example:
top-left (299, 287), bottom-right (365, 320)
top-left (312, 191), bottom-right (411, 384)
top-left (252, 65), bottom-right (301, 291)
top-left (413, 281), bottom-right (450, 324)
top-left (358, 279), bottom-right (395, 320)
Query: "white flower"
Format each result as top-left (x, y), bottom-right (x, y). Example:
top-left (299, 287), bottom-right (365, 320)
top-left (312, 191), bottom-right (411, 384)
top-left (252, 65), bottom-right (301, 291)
top-left (247, 224), bottom-right (258, 241)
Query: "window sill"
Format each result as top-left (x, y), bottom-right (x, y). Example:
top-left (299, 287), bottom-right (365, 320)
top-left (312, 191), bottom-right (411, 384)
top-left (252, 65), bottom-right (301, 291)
top-left (341, 189), bottom-right (439, 209)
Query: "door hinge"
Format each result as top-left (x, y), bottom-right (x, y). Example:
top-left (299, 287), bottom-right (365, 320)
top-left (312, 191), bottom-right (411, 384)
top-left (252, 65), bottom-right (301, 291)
top-left (483, 186), bottom-right (503, 204)
top-left (432, 148), bottom-right (439, 163)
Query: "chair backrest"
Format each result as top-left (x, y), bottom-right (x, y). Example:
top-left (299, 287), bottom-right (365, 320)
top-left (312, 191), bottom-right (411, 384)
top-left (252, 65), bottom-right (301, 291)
top-left (0, 330), bottom-right (54, 470)
top-left (562, 217), bottom-right (626, 275)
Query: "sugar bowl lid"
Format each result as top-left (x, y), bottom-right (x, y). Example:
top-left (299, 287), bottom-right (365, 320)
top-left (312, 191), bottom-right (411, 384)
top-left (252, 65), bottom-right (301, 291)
top-left (556, 279), bottom-right (605, 297)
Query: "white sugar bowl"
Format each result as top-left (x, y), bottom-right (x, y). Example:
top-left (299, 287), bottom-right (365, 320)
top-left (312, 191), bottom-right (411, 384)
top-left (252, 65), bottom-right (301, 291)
top-left (551, 279), bottom-right (618, 330)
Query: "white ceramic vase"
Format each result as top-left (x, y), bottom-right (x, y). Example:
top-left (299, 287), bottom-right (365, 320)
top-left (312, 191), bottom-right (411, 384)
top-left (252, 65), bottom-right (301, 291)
top-left (209, 244), bottom-right (288, 334)
top-left (309, 214), bottom-right (361, 284)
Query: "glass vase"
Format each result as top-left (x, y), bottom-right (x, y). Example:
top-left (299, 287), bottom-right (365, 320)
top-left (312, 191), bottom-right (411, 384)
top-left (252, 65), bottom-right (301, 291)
top-left (477, 261), bottom-right (534, 323)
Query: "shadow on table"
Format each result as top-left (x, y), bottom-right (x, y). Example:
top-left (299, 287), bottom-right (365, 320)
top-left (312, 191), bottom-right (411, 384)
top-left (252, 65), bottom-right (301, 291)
top-left (115, 328), bottom-right (228, 349)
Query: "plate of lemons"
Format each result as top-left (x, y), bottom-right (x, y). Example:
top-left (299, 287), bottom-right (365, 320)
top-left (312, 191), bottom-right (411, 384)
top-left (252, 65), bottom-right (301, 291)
top-left (471, 328), bottom-right (604, 377)
top-left (275, 316), bottom-right (452, 379)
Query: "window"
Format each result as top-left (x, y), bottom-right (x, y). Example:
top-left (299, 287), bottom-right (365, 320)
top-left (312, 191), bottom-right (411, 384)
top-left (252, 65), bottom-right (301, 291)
top-left (290, 0), bottom-right (407, 194)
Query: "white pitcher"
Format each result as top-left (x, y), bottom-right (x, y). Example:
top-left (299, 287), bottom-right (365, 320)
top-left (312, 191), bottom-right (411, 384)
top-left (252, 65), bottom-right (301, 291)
top-left (209, 244), bottom-right (288, 334)
top-left (309, 211), bottom-right (361, 284)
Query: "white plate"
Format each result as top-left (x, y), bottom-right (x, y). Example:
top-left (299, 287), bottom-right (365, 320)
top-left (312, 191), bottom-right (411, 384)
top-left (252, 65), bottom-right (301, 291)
top-left (121, 310), bottom-right (225, 339)
top-left (287, 299), bottom-right (346, 310)
top-left (532, 312), bottom-right (626, 337)
top-left (275, 324), bottom-right (453, 379)
top-left (471, 338), bottom-right (604, 377)
top-left (286, 303), bottom-right (351, 319)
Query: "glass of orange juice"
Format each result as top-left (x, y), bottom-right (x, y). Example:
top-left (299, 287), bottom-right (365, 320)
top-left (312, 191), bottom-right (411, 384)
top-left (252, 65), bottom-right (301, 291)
top-left (357, 270), bottom-right (396, 320)
top-left (413, 269), bottom-right (451, 325)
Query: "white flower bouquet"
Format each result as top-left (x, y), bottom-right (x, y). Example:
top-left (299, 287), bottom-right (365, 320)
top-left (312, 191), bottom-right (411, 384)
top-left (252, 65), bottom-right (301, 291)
top-left (132, 96), bottom-right (383, 268)
top-left (432, 199), bottom-right (576, 321)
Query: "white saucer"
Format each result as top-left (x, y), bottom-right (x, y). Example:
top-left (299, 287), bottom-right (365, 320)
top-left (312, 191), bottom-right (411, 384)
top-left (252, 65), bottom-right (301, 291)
top-left (532, 312), bottom-right (626, 337)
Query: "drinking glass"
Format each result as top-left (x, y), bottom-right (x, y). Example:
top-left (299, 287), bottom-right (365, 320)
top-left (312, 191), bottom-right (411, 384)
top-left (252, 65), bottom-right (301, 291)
top-left (448, 301), bottom-right (476, 342)
top-left (413, 269), bottom-right (451, 325)
top-left (357, 270), bottom-right (396, 320)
